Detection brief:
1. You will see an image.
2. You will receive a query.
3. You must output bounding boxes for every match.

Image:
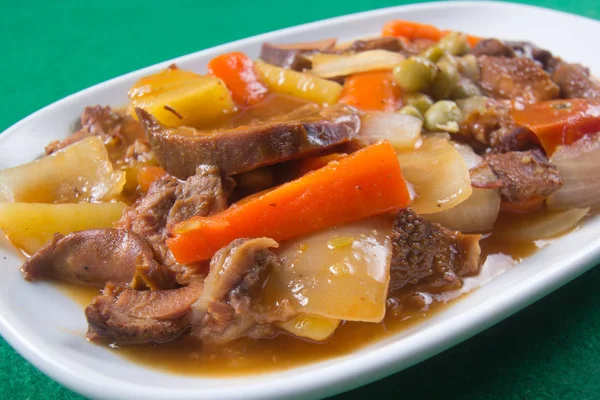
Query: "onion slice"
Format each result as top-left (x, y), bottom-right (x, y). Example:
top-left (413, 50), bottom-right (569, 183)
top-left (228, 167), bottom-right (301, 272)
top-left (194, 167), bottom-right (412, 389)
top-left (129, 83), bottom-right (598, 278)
top-left (493, 208), bottom-right (589, 242)
top-left (425, 188), bottom-right (501, 232)
top-left (360, 112), bottom-right (422, 151)
top-left (397, 137), bottom-right (472, 214)
top-left (310, 50), bottom-right (405, 78)
top-left (547, 133), bottom-right (600, 210)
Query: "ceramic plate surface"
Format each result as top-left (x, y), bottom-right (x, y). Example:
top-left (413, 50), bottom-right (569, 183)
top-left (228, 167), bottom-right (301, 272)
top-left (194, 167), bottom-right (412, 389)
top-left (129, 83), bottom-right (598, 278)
top-left (1, 2), bottom-right (599, 399)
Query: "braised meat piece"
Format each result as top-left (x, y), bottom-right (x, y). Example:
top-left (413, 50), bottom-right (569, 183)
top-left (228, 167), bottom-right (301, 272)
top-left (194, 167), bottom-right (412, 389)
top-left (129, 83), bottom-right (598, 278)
top-left (45, 106), bottom-right (145, 159)
top-left (138, 104), bottom-right (360, 179)
top-left (349, 37), bottom-right (403, 52)
top-left (477, 56), bottom-right (559, 103)
top-left (21, 229), bottom-right (173, 289)
top-left (484, 149), bottom-right (563, 203)
top-left (552, 62), bottom-right (600, 100)
top-left (471, 38), bottom-right (516, 58)
top-left (259, 38), bottom-right (336, 71)
top-left (191, 237), bottom-right (295, 344)
top-left (389, 209), bottom-right (482, 294)
top-left (86, 278), bottom-right (204, 345)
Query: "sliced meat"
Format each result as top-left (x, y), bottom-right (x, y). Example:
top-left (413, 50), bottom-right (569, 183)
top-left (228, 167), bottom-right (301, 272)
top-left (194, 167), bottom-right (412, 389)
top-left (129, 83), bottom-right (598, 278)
top-left (138, 104), bottom-right (361, 179)
top-left (484, 150), bottom-right (563, 203)
top-left (471, 38), bottom-right (516, 58)
top-left (166, 165), bottom-right (228, 230)
top-left (45, 106), bottom-right (145, 159)
top-left (349, 37), bottom-right (403, 52)
top-left (259, 38), bottom-right (336, 71)
top-left (552, 62), bottom-right (600, 100)
top-left (85, 278), bottom-right (204, 345)
top-left (191, 237), bottom-right (294, 344)
top-left (21, 229), bottom-right (172, 289)
top-left (389, 209), bottom-right (482, 294)
top-left (477, 56), bottom-right (559, 104)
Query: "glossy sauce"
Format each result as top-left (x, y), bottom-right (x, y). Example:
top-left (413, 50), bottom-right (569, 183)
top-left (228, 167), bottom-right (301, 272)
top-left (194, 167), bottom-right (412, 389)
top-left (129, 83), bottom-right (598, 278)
top-left (58, 232), bottom-right (543, 377)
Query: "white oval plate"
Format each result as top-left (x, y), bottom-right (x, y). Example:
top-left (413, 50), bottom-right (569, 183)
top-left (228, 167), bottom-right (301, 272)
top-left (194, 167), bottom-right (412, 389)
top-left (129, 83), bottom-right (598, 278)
top-left (1, 2), bottom-right (599, 399)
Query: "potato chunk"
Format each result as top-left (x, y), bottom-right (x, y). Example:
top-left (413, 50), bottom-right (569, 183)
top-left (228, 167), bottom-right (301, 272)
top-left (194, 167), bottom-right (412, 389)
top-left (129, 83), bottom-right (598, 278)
top-left (0, 202), bottom-right (125, 255)
top-left (0, 136), bottom-right (125, 203)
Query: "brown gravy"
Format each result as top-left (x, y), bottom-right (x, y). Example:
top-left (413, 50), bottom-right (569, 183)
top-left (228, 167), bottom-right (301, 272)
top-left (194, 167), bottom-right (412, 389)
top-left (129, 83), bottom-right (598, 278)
top-left (57, 231), bottom-right (542, 377)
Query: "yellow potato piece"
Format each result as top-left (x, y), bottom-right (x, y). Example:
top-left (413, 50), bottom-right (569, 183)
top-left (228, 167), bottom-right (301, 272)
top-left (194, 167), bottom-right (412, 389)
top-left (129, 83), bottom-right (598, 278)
top-left (278, 315), bottom-right (340, 342)
top-left (128, 68), bottom-right (236, 129)
top-left (397, 137), bottom-right (472, 214)
top-left (254, 60), bottom-right (342, 105)
top-left (260, 217), bottom-right (393, 323)
top-left (0, 202), bottom-right (126, 255)
top-left (0, 136), bottom-right (125, 203)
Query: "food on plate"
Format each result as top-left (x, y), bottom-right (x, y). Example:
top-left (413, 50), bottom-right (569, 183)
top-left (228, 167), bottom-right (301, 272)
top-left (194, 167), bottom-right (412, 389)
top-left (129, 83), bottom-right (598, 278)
top-left (1, 18), bottom-right (598, 374)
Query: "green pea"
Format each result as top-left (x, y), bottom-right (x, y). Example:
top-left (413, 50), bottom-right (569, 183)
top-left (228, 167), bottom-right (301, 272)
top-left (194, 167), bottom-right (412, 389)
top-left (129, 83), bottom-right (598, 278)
top-left (393, 56), bottom-right (438, 92)
top-left (399, 105), bottom-right (424, 120)
top-left (431, 57), bottom-right (460, 100)
top-left (438, 32), bottom-right (470, 56)
top-left (452, 78), bottom-right (482, 99)
top-left (403, 93), bottom-right (434, 114)
top-left (424, 100), bottom-right (463, 132)
top-left (456, 95), bottom-right (489, 117)
top-left (458, 54), bottom-right (480, 80)
top-left (421, 46), bottom-right (445, 63)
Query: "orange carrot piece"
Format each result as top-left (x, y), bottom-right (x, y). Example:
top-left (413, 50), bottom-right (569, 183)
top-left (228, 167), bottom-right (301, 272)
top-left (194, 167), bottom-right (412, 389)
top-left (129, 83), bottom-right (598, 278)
top-left (137, 166), bottom-right (167, 192)
top-left (511, 99), bottom-right (600, 155)
top-left (296, 153), bottom-right (346, 176)
top-left (339, 71), bottom-right (401, 112)
top-left (167, 141), bottom-right (410, 263)
top-left (208, 52), bottom-right (268, 106)
top-left (382, 20), bottom-right (442, 41)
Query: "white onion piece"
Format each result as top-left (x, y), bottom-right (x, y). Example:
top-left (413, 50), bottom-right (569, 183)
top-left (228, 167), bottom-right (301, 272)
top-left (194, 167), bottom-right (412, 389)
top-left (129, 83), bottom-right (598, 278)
top-left (494, 208), bottom-right (589, 242)
top-left (397, 137), bottom-right (472, 214)
top-left (547, 133), bottom-right (600, 210)
top-left (452, 142), bottom-right (483, 170)
top-left (260, 217), bottom-right (393, 323)
top-left (0, 136), bottom-right (125, 203)
top-left (424, 188), bottom-right (501, 232)
top-left (310, 50), bottom-right (405, 78)
top-left (360, 112), bottom-right (422, 151)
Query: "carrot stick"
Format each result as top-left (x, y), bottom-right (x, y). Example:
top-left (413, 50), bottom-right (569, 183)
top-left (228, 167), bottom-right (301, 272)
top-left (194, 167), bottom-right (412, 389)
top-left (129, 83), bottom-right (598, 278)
top-left (167, 141), bottom-right (410, 263)
top-left (440, 30), bottom-right (482, 47)
top-left (208, 52), bottom-right (268, 106)
top-left (137, 166), bottom-right (167, 192)
top-left (511, 99), bottom-right (600, 155)
top-left (296, 153), bottom-right (346, 176)
top-left (382, 20), bottom-right (442, 41)
top-left (339, 71), bottom-right (401, 112)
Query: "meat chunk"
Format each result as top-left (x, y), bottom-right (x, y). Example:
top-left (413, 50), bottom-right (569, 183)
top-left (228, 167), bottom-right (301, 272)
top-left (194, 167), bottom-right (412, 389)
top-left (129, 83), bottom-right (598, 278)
top-left (389, 209), bottom-right (482, 294)
top-left (117, 166), bottom-right (227, 281)
top-left (349, 37), bottom-right (403, 53)
top-left (86, 278), bottom-right (204, 345)
top-left (477, 56), bottom-right (559, 104)
top-left (459, 98), bottom-right (538, 151)
top-left (259, 38), bottom-right (336, 71)
top-left (166, 165), bottom-right (228, 230)
top-left (552, 62), bottom-right (600, 100)
top-left (191, 238), bottom-right (294, 344)
top-left (471, 38), bottom-right (515, 58)
top-left (138, 104), bottom-right (360, 179)
top-left (484, 150), bottom-right (563, 203)
top-left (506, 41), bottom-right (559, 73)
top-left (45, 106), bottom-right (145, 158)
top-left (21, 229), bottom-right (172, 289)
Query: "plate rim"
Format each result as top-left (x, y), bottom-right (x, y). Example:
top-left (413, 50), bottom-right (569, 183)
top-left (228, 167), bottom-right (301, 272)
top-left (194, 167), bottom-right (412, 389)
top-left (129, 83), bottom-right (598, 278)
top-left (1, 2), bottom-right (600, 399)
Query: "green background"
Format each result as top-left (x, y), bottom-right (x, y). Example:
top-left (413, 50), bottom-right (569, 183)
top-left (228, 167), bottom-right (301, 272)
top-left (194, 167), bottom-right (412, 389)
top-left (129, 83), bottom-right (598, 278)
top-left (1, 1), bottom-right (599, 399)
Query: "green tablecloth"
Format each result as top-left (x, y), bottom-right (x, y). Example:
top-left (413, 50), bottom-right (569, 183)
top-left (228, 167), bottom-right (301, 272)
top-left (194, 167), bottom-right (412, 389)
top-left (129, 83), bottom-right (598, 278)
top-left (1, 1), bottom-right (599, 399)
